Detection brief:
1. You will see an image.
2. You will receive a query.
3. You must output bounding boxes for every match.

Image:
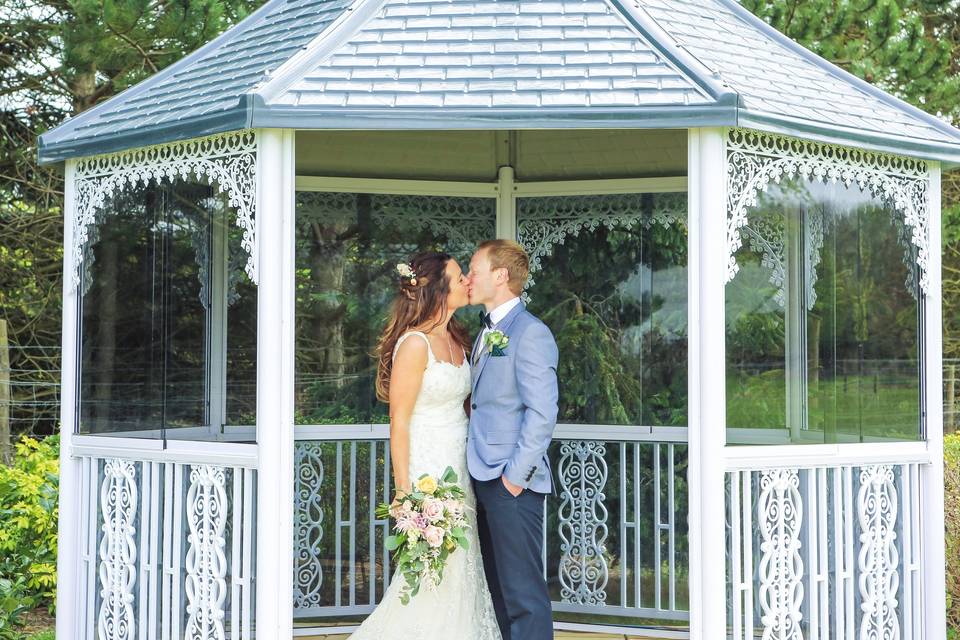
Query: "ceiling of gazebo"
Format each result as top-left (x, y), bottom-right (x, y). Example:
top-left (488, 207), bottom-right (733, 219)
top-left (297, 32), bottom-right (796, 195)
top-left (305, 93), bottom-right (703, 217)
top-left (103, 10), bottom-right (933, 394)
top-left (38, 0), bottom-right (960, 165)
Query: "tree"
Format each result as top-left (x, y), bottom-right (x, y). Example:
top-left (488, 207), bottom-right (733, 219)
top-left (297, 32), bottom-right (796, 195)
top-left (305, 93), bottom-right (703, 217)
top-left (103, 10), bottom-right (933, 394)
top-left (742, 0), bottom-right (960, 361)
top-left (0, 0), bottom-right (258, 435)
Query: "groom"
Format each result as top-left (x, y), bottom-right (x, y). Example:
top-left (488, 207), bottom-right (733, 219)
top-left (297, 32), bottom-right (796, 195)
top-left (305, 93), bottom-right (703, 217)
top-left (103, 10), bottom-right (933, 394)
top-left (466, 239), bottom-right (559, 640)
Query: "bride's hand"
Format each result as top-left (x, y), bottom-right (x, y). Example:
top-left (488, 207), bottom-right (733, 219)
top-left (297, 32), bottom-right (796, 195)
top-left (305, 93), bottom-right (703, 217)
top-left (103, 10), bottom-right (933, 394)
top-left (391, 487), bottom-right (411, 508)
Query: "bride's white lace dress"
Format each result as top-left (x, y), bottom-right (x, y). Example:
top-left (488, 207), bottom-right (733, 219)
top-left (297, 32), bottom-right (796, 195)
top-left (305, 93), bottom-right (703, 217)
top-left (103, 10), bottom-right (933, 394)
top-left (350, 331), bottom-right (501, 640)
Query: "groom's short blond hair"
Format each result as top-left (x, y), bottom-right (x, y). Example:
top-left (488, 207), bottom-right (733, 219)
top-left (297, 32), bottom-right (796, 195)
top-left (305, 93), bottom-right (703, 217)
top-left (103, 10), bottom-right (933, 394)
top-left (479, 239), bottom-right (529, 295)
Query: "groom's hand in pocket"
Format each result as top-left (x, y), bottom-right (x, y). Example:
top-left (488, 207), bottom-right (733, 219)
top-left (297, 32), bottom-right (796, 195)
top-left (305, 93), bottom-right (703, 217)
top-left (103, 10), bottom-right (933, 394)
top-left (501, 474), bottom-right (523, 497)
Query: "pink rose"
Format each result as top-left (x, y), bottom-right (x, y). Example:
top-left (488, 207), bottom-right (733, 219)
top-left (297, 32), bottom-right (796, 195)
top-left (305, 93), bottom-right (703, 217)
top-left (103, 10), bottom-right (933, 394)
top-left (414, 514), bottom-right (429, 531)
top-left (422, 498), bottom-right (445, 523)
top-left (423, 525), bottom-right (444, 548)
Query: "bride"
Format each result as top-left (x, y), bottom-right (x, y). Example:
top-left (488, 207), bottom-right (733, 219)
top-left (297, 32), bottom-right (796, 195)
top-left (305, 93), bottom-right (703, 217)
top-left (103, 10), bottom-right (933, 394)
top-left (350, 251), bottom-right (501, 640)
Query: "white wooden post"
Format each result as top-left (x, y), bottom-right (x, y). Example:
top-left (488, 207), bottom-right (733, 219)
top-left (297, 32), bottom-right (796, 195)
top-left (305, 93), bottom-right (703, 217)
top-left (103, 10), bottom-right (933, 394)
top-left (56, 159), bottom-right (83, 638)
top-left (687, 128), bottom-right (728, 635)
top-left (922, 161), bottom-right (947, 637)
top-left (496, 165), bottom-right (516, 240)
top-left (255, 128), bottom-right (297, 637)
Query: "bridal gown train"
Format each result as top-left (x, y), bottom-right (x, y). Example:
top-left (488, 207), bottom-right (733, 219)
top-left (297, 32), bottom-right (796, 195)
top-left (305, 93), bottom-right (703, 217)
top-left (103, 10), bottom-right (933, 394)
top-left (349, 332), bottom-right (502, 640)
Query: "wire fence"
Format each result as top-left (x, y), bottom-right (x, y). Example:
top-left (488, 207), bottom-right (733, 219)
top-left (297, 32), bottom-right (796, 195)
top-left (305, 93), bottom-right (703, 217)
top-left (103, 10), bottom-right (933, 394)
top-left (3, 347), bottom-right (960, 440)
top-left (2, 344), bottom-right (61, 438)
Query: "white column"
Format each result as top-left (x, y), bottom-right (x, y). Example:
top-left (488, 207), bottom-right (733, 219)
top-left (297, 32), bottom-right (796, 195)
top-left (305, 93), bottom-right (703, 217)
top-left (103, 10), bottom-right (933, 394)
top-left (255, 128), bottom-right (296, 637)
top-left (686, 128), bottom-right (728, 635)
top-left (922, 161), bottom-right (947, 638)
top-left (496, 165), bottom-right (516, 240)
top-left (56, 159), bottom-right (83, 638)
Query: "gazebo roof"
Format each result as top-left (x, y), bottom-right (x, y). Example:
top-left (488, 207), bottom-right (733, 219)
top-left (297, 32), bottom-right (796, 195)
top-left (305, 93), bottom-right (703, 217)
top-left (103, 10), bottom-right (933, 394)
top-left (38, 0), bottom-right (960, 165)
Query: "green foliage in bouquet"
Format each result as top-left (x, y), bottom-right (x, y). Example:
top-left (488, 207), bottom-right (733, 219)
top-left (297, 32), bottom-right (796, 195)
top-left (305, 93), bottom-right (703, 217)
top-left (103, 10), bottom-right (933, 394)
top-left (376, 466), bottom-right (470, 605)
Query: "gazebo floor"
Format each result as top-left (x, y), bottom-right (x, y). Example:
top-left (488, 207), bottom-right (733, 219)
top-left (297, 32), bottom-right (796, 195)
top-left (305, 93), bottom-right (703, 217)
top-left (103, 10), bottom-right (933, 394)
top-left (300, 632), bottom-right (666, 640)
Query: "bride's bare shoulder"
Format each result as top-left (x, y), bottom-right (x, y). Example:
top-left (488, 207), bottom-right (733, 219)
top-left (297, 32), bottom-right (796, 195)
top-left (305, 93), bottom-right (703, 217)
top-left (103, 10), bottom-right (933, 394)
top-left (393, 333), bottom-right (430, 367)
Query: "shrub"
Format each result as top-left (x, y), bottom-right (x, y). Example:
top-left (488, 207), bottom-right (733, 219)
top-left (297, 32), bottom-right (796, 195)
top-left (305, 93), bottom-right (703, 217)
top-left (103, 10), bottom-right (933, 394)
top-left (946, 433), bottom-right (960, 636)
top-left (0, 435), bottom-right (59, 629)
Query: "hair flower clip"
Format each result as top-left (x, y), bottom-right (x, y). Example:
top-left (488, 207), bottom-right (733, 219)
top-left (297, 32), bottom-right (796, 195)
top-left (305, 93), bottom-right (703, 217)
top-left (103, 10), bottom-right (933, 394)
top-left (396, 262), bottom-right (418, 285)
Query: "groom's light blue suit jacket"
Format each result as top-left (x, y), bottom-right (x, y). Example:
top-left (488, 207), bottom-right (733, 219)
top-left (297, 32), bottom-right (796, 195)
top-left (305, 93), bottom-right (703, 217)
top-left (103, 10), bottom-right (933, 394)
top-left (467, 302), bottom-right (559, 494)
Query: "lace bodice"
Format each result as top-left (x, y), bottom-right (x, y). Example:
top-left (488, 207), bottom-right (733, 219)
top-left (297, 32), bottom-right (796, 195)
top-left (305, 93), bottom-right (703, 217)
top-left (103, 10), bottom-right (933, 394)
top-left (350, 332), bottom-right (500, 640)
top-left (393, 331), bottom-right (471, 430)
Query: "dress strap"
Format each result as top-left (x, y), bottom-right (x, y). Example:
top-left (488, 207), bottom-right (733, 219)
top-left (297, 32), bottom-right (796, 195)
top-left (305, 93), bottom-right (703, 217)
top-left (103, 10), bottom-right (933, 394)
top-left (393, 331), bottom-right (436, 364)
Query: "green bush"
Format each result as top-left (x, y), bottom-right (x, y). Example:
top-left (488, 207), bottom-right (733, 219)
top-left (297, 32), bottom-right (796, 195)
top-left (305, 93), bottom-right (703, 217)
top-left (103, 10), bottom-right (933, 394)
top-left (0, 435), bottom-right (59, 637)
top-left (946, 433), bottom-right (960, 636)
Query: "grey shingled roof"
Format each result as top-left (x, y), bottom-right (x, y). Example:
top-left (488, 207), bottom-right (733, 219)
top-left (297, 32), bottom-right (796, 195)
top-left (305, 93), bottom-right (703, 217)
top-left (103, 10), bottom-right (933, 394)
top-left (38, 0), bottom-right (960, 164)
top-left (269, 0), bottom-right (717, 110)
top-left (641, 0), bottom-right (960, 148)
top-left (39, 0), bottom-right (355, 161)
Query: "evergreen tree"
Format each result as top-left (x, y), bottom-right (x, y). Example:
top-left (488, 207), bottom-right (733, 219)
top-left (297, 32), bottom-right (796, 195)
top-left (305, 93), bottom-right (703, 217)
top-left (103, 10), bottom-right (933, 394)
top-left (0, 0), bottom-right (257, 435)
top-left (742, 0), bottom-right (960, 360)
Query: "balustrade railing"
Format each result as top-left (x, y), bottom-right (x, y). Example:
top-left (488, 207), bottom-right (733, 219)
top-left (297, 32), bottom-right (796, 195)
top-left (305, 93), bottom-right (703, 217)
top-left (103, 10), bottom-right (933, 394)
top-left (292, 430), bottom-right (690, 629)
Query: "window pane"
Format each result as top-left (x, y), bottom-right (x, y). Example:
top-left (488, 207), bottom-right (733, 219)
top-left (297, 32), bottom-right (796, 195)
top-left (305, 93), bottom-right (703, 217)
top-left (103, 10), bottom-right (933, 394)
top-left (726, 179), bottom-right (921, 444)
top-left (226, 224), bottom-right (258, 427)
top-left (518, 193), bottom-right (688, 427)
top-left (295, 192), bottom-right (495, 425)
top-left (78, 179), bottom-right (257, 440)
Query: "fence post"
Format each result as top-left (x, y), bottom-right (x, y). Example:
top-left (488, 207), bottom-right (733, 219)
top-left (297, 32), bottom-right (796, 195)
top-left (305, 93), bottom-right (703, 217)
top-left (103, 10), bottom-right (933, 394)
top-left (0, 319), bottom-right (10, 465)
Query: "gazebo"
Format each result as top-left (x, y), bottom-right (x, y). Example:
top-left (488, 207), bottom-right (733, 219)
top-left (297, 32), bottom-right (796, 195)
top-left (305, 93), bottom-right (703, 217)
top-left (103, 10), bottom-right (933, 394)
top-left (40, 0), bottom-right (960, 638)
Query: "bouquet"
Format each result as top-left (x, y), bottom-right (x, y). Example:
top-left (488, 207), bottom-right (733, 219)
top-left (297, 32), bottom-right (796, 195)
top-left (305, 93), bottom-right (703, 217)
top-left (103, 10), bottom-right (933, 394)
top-left (375, 466), bottom-right (470, 604)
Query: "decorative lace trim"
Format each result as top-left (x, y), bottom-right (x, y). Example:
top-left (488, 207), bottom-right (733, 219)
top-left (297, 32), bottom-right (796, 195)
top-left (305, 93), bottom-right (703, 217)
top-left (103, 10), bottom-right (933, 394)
top-left (73, 130), bottom-right (258, 291)
top-left (517, 192), bottom-right (687, 277)
top-left (726, 129), bottom-right (930, 293)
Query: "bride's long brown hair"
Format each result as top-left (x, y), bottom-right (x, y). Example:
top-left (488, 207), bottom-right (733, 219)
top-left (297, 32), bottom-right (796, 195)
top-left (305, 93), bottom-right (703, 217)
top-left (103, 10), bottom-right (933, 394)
top-left (375, 252), bottom-right (471, 403)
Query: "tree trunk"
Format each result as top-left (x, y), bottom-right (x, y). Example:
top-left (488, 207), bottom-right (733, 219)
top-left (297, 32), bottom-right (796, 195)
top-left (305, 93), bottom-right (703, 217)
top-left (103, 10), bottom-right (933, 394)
top-left (309, 221), bottom-right (348, 389)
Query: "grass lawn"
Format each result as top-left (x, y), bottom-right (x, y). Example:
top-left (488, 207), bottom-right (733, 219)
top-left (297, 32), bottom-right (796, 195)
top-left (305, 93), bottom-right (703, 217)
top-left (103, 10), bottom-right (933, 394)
top-left (727, 369), bottom-right (921, 441)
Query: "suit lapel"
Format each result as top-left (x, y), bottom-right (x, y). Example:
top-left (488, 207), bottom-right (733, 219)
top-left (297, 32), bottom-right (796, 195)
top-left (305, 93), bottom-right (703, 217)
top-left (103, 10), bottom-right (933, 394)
top-left (471, 302), bottom-right (525, 395)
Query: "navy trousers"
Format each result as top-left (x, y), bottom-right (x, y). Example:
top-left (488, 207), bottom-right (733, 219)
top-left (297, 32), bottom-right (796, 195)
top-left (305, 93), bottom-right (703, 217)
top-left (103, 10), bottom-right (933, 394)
top-left (473, 477), bottom-right (552, 640)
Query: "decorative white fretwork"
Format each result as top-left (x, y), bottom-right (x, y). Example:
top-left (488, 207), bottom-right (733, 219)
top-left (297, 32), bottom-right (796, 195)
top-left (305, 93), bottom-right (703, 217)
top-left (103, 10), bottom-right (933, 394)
top-left (74, 130), bottom-right (258, 290)
top-left (294, 442), bottom-right (325, 609)
top-left (97, 459), bottom-right (139, 640)
top-left (742, 208), bottom-right (825, 309)
top-left (726, 128), bottom-right (930, 292)
top-left (295, 191), bottom-right (496, 256)
top-left (756, 468), bottom-right (803, 640)
top-left (184, 465), bottom-right (229, 640)
top-left (557, 440), bottom-right (609, 605)
top-left (516, 192), bottom-right (687, 276)
top-left (857, 464), bottom-right (900, 640)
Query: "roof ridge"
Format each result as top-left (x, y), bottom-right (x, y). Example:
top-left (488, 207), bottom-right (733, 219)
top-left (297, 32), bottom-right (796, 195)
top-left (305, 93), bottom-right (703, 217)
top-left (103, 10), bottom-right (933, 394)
top-left (45, 0), bottom-right (296, 143)
top-left (714, 0), bottom-right (960, 144)
top-left (609, 0), bottom-right (738, 108)
top-left (256, 0), bottom-right (385, 104)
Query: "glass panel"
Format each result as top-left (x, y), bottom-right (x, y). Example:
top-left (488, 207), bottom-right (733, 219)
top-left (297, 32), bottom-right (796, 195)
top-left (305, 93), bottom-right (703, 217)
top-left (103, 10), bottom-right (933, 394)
top-left (78, 179), bottom-right (257, 439)
top-left (726, 179), bottom-right (921, 445)
top-left (226, 224), bottom-right (258, 427)
top-left (294, 192), bottom-right (495, 425)
top-left (517, 193), bottom-right (688, 427)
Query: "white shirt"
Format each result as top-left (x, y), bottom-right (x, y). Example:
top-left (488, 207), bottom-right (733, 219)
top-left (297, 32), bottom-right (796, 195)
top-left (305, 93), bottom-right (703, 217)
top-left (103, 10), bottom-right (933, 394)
top-left (477, 297), bottom-right (521, 360)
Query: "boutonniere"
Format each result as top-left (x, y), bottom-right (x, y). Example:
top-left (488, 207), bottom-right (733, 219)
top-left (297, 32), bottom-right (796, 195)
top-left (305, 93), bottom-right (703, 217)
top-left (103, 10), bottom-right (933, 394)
top-left (484, 330), bottom-right (509, 357)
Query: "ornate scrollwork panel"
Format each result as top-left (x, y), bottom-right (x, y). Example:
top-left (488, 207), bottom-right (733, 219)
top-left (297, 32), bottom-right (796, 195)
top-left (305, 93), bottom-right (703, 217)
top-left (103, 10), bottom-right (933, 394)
top-left (97, 459), bottom-right (139, 640)
top-left (557, 440), bottom-right (610, 605)
top-left (184, 465), bottom-right (229, 640)
top-left (857, 464), bottom-right (900, 640)
top-left (293, 442), bottom-right (325, 609)
top-left (756, 468), bottom-right (804, 640)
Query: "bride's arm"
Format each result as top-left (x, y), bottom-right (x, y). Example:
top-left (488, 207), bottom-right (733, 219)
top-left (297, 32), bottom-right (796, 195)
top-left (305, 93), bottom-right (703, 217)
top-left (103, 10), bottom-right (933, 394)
top-left (388, 337), bottom-right (428, 497)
